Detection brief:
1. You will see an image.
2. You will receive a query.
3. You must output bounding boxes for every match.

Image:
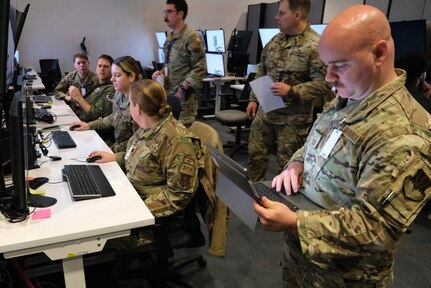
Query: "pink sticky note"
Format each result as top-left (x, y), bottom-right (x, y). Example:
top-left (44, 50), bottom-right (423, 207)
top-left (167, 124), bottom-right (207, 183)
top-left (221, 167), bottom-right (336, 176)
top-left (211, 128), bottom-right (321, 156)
top-left (32, 209), bottom-right (52, 220)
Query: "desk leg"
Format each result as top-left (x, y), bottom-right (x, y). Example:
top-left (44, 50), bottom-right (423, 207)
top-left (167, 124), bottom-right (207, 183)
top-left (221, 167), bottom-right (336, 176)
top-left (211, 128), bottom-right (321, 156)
top-left (214, 81), bottom-right (222, 113)
top-left (62, 256), bottom-right (86, 288)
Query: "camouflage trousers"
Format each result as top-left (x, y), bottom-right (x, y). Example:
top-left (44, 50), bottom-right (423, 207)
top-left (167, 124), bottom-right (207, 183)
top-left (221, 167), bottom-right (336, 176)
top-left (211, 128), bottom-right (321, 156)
top-left (248, 110), bottom-right (310, 181)
top-left (282, 233), bottom-right (392, 288)
top-left (176, 90), bottom-right (198, 127)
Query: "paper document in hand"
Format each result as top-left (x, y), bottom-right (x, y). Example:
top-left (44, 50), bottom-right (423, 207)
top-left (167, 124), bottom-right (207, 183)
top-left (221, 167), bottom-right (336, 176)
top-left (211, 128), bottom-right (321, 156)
top-left (249, 75), bottom-right (285, 113)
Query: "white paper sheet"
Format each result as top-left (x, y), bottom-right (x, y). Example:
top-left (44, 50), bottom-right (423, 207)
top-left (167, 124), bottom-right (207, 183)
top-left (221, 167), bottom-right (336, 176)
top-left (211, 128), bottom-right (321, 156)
top-left (249, 75), bottom-right (285, 113)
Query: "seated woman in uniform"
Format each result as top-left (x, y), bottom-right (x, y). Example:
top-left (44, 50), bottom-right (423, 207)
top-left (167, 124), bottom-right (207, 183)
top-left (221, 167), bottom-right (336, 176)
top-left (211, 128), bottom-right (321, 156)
top-left (89, 79), bottom-right (204, 249)
top-left (69, 55), bottom-right (142, 152)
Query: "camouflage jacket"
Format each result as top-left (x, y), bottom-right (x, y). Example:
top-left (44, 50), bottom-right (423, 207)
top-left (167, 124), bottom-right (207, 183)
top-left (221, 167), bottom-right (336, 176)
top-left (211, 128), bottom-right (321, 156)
top-left (250, 25), bottom-right (333, 124)
top-left (288, 70), bottom-right (431, 284)
top-left (54, 70), bottom-right (98, 100)
top-left (117, 114), bottom-right (204, 218)
top-left (76, 81), bottom-right (115, 122)
top-left (88, 91), bottom-right (134, 152)
top-left (163, 24), bottom-right (206, 126)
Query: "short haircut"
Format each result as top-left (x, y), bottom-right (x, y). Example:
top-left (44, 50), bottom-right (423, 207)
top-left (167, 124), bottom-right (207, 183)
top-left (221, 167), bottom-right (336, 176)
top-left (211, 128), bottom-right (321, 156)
top-left (98, 54), bottom-right (114, 65)
top-left (129, 79), bottom-right (171, 118)
top-left (73, 52), bottom-right (88, 63)
top-left (167, 0), bottom-right (188, 20)
top-left (282, 0), bottom-right (310, 17)
top-left (395, 52), bottom-right (428, 84)
top-left (113, 56), bottom-right (143, 81)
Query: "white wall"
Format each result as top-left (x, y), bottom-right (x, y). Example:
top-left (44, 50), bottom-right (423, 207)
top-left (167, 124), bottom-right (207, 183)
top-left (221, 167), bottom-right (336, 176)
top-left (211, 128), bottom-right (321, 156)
top-left (14, 0), bottom-right (275, 73)
top-left (13, 0), bottom-right (431, 74)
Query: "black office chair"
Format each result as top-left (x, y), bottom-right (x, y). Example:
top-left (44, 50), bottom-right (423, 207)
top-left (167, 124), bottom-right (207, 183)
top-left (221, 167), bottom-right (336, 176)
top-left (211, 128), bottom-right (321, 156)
top-left (215, 72), bottom-right (256, 157)
top-left (39, 59), bottom-right (62, 92)
top-left (167, 94), bottom-right (182, 120)
top-left (114, 189), bottom-right (207, 288)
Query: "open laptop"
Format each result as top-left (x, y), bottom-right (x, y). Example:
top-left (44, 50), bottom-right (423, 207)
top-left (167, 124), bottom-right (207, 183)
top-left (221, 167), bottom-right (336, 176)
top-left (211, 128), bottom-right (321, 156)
top-left (208, 145), bottom-right (323, 229)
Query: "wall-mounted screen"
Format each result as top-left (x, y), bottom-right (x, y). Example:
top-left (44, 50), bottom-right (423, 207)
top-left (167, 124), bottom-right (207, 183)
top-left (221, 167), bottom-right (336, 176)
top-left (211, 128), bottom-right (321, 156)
top-left (205, 53), bottom-right (225, 77)
top-left (258, 28), bottom-right (279, 48)
top-left (155, 31), bottom-right (167, 48)
top-left (205, 29), bottom-right (225, 53)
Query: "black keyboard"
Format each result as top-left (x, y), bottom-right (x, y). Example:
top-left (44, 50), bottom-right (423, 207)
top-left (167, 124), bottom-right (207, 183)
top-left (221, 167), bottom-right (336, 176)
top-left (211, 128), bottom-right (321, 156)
top-left (253, 182), bottom-right (299, 211)
top-left (52, 131), bottom-right (77, 149)
top-left (33, 95), bottom-right (52, 103)
top-left (62, 165), bottom-right (116, 200)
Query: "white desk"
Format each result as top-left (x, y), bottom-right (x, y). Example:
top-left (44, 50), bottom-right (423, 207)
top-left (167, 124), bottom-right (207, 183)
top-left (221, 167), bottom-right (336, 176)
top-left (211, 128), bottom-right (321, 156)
top-left (202, 76), bottom-right (245, 114)
top-left (34, 98), bottom-right (79, 129)
top-left (27, 69), bottom-right (45, 91)
top-left (0, 101), bottom-right (155, 287)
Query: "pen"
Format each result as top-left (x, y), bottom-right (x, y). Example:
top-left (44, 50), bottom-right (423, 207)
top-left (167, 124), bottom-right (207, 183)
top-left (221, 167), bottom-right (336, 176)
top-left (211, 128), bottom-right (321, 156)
top-left (379, 190), bottom-right (395, 208)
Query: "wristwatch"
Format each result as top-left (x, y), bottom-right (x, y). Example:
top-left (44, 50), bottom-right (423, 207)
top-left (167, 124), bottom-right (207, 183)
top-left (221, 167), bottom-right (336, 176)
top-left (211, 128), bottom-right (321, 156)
top-left (287, 87), bottom-right (295, 98)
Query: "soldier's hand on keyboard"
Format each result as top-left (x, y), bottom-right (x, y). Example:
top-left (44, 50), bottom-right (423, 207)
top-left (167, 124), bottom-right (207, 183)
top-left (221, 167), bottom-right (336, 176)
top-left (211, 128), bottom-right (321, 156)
top-left (272, 161), bottom-right (303, 196)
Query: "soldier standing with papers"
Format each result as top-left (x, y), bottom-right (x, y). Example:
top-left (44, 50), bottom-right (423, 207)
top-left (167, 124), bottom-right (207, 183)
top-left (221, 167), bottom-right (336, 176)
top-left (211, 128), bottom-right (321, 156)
top-left (246, 0), bottom-right (333, 181)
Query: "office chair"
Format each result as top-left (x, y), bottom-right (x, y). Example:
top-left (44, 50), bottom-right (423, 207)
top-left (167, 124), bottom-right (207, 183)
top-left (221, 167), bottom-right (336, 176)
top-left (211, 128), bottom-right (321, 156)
top-left (167, 94), bottom-right (182, 120)
top-left (214, 72), bottom-right (256, 157)
top-left (39, 59), bottom-right (62, 92)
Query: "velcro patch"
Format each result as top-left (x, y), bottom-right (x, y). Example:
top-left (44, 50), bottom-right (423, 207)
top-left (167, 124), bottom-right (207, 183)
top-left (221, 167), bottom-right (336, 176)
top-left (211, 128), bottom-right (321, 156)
top-left (403, 169), bottom-right (431, 201)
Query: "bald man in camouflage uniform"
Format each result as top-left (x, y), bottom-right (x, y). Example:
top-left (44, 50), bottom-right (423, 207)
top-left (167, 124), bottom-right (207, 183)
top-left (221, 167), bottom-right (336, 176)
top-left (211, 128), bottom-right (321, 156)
top-left (152, 0), bottom-right (206, 127)
top-left (54, 52), bottom-right (98, 100)
top-left (254, 5), bottom-right (431, 287)
top-left (246, 0), bottom-right (333, 182)
top-left (88, 91), bottom-right (134, 153)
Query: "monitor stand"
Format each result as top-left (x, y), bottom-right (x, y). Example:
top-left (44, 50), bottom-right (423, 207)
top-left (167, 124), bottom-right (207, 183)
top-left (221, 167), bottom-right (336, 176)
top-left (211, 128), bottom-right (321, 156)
top-left (28, 194), bottom-right (57, 208)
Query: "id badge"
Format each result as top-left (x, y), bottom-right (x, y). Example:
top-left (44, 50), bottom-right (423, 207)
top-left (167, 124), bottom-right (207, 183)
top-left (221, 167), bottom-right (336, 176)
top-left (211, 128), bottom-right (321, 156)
top-left (81, 87), bottom-right (86, 96)
top-left (164, 65), bottom-right (169, 77)
top-left (319, 129), bottom-right (342, 159)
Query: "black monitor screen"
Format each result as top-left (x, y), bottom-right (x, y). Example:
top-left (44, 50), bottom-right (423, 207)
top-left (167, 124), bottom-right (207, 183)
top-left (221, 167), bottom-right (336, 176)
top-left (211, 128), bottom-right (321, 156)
top-left (227, 30), bottom-right (253, 54)
top-left (205, 53), bottom-right (225, 77)
top-left (390, 20), bottom-right (426, 61)
top-left (5, 85), bottom-right (29, 216)
top-left (206, 29), bottom-right (226, 53)
top-left (258, 28), bottom-right (279, 48)
top-left (155, 31), bottom-right (167, 48)
top-left (14, 3), bottom-right (30, 48)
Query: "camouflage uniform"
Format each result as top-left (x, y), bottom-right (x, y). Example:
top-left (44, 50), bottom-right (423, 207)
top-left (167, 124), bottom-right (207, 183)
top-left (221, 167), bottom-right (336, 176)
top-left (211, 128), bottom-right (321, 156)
top-left (88, 91), bottom-right (134, 153)
top-left (108, 114), bottom-right (203, 249)
top-left (283, 70), bottom-right (431, 287)
top-left (54, 70), bottom-right (98, 100)
top-left (248, 25), bottom-right (333, 181)
top-left (163, 24), bottom-right (206, 127)
top-left (75, 81), bottom-right (115, 122)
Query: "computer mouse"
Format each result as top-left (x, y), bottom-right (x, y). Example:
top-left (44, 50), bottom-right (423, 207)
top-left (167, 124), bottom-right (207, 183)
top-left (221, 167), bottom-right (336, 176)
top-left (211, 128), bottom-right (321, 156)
top-left (69, 124), bottom-right (80, 131)
top-left (86, 155), bottom-right (102, 163)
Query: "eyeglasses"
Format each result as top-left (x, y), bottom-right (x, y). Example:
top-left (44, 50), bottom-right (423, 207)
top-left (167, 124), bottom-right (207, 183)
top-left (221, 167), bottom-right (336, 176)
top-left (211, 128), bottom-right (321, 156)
top-left (162, 9), bottom-right (177, 15)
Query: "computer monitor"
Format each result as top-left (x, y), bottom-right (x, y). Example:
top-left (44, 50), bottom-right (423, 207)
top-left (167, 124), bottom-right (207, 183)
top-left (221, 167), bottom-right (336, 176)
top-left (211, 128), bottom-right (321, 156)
top-left (205, 53), bottom-right (225, 77)
top-left (196, 29), bottom-right (206, 51)
top-left (157, 48), bottom-right (165, 64)
top-left (390, 19), bottom-right (426, 61)
top-left (227, 30), bottom-right (253, 54)
top-left (14, 3), bottom-right (29, 48)
top-left (258, 28), bottom-right (279, 48)
top-left (155, 31), bottom-right (167, 48)
top-left (2, 85), bottom-right (29, 218)
top-left (310, 24), bottom-right (326, 36)
top-left (206, 29), bottom-right (226, 53)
